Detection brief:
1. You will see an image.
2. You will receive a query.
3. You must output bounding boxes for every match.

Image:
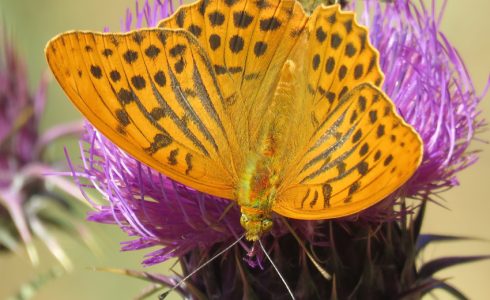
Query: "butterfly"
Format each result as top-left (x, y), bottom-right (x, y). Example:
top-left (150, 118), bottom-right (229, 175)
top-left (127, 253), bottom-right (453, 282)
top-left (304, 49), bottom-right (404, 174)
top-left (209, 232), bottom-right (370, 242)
top-left (45, 0), bottom-right (422, 241)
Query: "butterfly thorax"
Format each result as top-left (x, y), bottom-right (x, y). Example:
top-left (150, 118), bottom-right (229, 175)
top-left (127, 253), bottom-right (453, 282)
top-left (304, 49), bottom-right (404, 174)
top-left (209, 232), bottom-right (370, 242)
top-left (237, 139), bottom-right (279, 241)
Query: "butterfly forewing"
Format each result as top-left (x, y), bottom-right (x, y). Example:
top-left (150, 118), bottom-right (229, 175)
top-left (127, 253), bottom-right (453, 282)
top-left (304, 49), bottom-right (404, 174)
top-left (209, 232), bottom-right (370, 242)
top-left (274, 83), bottom-right (422, 219)
top-left (46, 29), bottom-right (239, 199)
top-left (305, 5), bottom-right (384, 127)
top-left (159, 0), bottom-right (308, 151)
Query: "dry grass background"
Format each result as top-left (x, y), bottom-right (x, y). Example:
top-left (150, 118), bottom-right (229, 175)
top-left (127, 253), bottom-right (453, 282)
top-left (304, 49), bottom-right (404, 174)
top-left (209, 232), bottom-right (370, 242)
top-left (0, 0), bottom-right (488, 299)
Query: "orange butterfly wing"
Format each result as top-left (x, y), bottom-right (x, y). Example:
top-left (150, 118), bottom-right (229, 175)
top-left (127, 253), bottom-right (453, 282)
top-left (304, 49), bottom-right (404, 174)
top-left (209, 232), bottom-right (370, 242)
top-left (45, 29), bottom-right (240, 199)
top-left (272, 5), bottom-right (423, 219)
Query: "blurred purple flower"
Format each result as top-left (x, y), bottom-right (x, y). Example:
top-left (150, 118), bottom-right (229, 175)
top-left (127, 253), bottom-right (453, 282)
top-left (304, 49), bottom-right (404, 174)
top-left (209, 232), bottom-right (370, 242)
top-left (73, 0), bottom-right (487, 298)
top-left (0, 28), bottom-right (89, 269)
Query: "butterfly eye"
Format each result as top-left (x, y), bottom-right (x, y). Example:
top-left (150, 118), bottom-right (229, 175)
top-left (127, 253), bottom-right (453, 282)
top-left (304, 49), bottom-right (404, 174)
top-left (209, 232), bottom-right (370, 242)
top-left (240, 214), bottom-right (249, 223)
top-left (261, 219), bottom-right (272, 230)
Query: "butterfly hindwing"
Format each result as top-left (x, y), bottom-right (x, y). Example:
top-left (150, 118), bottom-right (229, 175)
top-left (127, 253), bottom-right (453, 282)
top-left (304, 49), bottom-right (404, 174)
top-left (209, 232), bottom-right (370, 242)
top-left (272, 5), bottom-right (422, 219)
top-left (45, 29), bottom-right (239, 199)
top-left (274, 83), bottom-right (422, 219)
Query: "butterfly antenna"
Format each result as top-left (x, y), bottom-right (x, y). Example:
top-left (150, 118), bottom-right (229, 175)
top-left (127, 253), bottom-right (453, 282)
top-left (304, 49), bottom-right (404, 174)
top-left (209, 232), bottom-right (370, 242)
top-left (159, 234), bottom-right (245, 299)
top-left (258, 239), bottom-right (295, 300)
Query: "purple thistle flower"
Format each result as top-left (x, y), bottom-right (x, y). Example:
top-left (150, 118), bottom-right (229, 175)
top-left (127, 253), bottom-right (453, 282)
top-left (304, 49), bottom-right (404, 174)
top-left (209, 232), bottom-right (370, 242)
top-left (0, 27), bottom-right (89, 268)
top-left (349, 0), bottom-right (487, 200)
top-left (73, 0), bottom-right (487, 298)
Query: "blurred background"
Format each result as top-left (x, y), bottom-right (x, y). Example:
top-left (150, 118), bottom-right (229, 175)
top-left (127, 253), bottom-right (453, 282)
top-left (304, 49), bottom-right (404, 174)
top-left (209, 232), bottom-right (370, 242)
top-left (0, 0), bottom-right (488, 299)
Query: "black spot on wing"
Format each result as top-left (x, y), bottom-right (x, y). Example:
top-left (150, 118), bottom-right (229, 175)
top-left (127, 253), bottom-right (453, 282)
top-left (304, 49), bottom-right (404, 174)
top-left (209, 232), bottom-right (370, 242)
top-left (300, 189), bottom-right (311, 209)
top-left (345, 43), bottom-right (357, 57)
top-left (325, 57), bottom-right (335, 74)
top-left (188, 24), bottom-right (202, 38)
top-left (369, 110), bottom-right (377, 123)
top-left (115, 109), bottom-right (130, 126)
top-left (326, 91), bottom-right (335, 103)
top-left (343, 20), bottom-right (353, 33)
top-left (145, 45), bottom-right (160, 58)
top-left (384, 154), bottom-right (393, 166)
top-left (123, 50), bottom-right (138, 64)
top-left (168, 149), bottom-right (179, 165)
top-left (233, 11), bottom-right (254, 28)
top-left (338, 65), bottom-right (347, 81)
top-left (117, 88), bottom-right (135, 105)
top-left (174, 57), bottom-right (185, 74)
top-left (358, 96), bottom-right (367, 112)
top-left (322, 184), bottom-right (332, 208)
top-left (169, 44), bottom-right (187, 57)
top-left (224, 0), bottom-right (238, 6)
top-left (350, 110), bottom-right (358, 124)
top-left (154, 70), bottom-right (166, 87)
top-left (90, 65), bottom-right (102, 79)
top-left (338, 86), bottom-right (348, 100)
top-left (357, 161), bottom-right (369, 175)
top-left (198, 0), bottom-right (210, 15)
top-left (331, 33), bottom-right (342, 49)
top-left (209, 34), bottom-right (221, 50)
top-left (208, 11), bottom-right (225, 26)
top-left (312, 54), bottom-right (320, 70)
top-left (102, 48), bottom-right (113, 57)
top-left (131, 75), bottom-right (146, 90)
top-left (309, 191), bottom-right (319, 208)
top-left (110, 70), bottom-right (121, 82)
top-left (254, 0), bottom-right (271, 9)
top-left (132, 32), bottom-right (144, 44)
top-left (352, 129), bottom-right (362, 143)
top-left (359, 143), bottom-right (369, 156)
top-left (316, 27), bottom-right (327, 42)
top-left (176, 10), bottom-right (186, 27)
top-left (354, 64), bottom-right (364, 80)
top-left (185, 153), bottom-right (193, 175)
top-left (150, 107), bottom-right (166, 120)
top-left (345, 181), bottom-right (360, 203)
top-left (377, 124), bottom-right (385, 138)
top-left (229, 35), bottom-right (244, 53)
top-left (260, 17), bottom-right (281, 31)
top-left (145, 132), bottom-right (173, 155)
top-left (254, 41), bottom-right (267, 56)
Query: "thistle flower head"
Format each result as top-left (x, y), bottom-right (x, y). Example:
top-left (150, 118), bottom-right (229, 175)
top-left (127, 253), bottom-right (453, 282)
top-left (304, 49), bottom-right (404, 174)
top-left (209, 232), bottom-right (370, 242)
top-left (0, 27), bottom-right (88, 268)
top-left (76, 0), bottom-right (486, 297)
top-left (349, 0), bottom-right (486, 198)
top-left (80, 0), bottom-right (486, 262)
top-left (0, 30), bottom-right (46, 180)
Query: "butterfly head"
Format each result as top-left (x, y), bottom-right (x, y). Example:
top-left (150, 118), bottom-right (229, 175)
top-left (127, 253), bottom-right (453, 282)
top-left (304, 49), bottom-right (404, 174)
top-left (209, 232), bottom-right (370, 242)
top-left (240, 207), bottom-right (273, 241)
